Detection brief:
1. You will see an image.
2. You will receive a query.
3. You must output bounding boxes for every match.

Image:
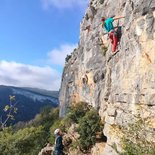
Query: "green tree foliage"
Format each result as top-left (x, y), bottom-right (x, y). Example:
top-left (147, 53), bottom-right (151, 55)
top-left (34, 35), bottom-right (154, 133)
top-left (67, 102), bottom-right (90, 123)
top-left (0, 95), bottom-right (18, 130)
top-left (33, 106), bottom-right (59, 130)
top-left (0, 107), bottom-right (60, 155)
top-left (77, 109), bottom-right (104, 151)
top-left (0, 126), bottom-right (46, 155)
top-left (56, 102), bottom-right (104, 152)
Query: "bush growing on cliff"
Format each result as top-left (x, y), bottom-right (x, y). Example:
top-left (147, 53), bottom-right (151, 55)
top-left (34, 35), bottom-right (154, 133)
top-left (66, 102), bottom-right (91, 123)
top-left (120, 119), bottom-right (155, 155)
top-left (65, 54), bottom-right (72, 63)
top-left (59, 102), bottom-right (105, 152)
top-left (77, 109), bottom-right (104, 151)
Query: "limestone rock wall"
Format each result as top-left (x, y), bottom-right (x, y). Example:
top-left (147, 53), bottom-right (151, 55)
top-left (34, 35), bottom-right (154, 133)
top-left (59, 0), bottom-right (155, 154)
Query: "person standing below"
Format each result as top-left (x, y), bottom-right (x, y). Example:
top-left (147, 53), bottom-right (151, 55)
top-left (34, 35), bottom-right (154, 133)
top-left (101, 16), bottom-right (125, 53)
top-left (53, 129), bottom-right (64, 155)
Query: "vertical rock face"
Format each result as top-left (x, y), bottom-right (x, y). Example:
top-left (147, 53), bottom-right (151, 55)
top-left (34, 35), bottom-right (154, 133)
top-left (59, 0), bottom-right (155, 154)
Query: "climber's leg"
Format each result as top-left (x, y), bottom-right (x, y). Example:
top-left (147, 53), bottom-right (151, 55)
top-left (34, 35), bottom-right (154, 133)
top-left (109, 32), bottom-right (113, 44)
top-left (112, 31), bottom-right (118, 52)
top-left (101, 35), bottom-right (105, 45)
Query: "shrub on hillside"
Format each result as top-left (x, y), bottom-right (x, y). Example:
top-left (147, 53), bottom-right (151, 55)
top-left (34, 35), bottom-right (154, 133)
top-left (77, 109), bottom-right (104, 151)
top-left (0, 107), bottom-right (60, 155)
top-left (65, 54), bottom-right (72, 63)
top-left (67, 102), bottom-right (91, 123)
top-left (0, 126), bottom-right (46, 155)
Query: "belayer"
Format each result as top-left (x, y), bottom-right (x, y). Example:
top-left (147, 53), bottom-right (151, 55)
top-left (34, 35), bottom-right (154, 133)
top-left (101, 16), bottom-right (125, 53)
top-left (53, 129), bottom-right (65, 155)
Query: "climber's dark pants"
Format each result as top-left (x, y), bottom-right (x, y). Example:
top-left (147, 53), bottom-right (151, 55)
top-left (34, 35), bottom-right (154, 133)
top-left (109, 31), bottom-right (118, 53)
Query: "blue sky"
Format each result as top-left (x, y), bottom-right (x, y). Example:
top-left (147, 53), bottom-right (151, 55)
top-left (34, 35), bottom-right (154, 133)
top-left (0, 0), bottom-right (88, 90)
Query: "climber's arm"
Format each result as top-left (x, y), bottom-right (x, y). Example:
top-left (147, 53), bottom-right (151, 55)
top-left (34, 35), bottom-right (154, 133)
top-left (113, 16), bottom-right (125, 20)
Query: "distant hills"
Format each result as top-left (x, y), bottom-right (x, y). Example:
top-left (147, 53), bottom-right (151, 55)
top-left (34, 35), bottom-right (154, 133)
top-left (0, 85), bottom-right (59, 125)
top-left (20, 87), bottom-right (59, 98)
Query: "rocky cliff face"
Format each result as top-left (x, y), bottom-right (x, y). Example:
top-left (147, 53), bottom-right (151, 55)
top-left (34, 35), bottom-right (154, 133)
top-left (59, 0), bottom-right (155, 154)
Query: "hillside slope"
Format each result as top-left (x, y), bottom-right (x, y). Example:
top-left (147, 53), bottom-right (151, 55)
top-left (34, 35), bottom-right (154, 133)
top-left (0, 85), bottom-right (59, 124)
top-left (59, 0), bottom-right (155, 154)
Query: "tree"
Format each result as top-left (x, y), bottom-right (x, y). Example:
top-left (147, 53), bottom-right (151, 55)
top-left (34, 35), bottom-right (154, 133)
top-left (77, 109), bottom-right (104, 151)
top-left (0, 126), bottom-right (46, 155)
top-left (0, 96), bottom-right (18, 130)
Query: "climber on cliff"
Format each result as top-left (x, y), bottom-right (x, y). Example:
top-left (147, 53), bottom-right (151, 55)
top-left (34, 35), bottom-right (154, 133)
top-left (53, 129), bottom-right (64, 155)
top-left (101, 16), bottom-right (125, 53)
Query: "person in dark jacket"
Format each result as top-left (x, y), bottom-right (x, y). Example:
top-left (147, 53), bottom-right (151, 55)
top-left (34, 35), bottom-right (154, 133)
top-left (53, 129), bottom-right (64, 155)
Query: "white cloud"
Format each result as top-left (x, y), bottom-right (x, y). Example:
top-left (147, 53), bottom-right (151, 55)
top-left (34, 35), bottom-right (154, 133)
top-left (0, 44), bottom-right (78, 90)
top-left (47, 44), bottom-right (77, 66)
top-left (0, 61), bottom-right (61, 90)
top-left (41, 0), bottom-right (88, 10)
